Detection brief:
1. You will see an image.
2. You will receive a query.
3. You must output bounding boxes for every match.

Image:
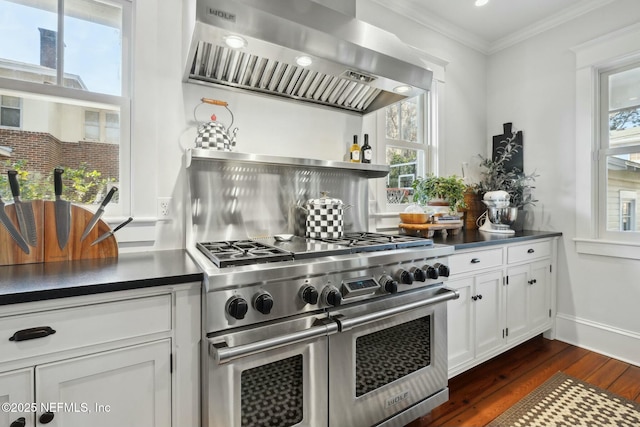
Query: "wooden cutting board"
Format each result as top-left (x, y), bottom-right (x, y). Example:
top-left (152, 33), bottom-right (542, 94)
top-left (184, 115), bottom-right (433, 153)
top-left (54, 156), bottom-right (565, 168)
top-left (0, 200), bottom-right (117, 266)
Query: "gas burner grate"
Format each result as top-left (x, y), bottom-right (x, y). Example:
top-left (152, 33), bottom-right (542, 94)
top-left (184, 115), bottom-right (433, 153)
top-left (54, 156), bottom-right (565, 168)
top-left (316, 232), bottom-right (433, 251)
top-left (197, 241), bottom-right (293, 268)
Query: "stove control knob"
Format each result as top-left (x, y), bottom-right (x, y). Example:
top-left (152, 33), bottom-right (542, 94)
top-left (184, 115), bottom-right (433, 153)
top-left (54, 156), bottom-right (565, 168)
top-left (423, 265), bottom-right (439, 280)
top-left (435, 262), bottom-right (450, 277)
top-left (254, 292), bottom-right (274, 315)
top-left (411, 267), bottom-right (427, 282)
top-left (322, 286), bottom-right (343, 307)
top-left (379, 275), bottom-right (398, 294)
top-left (300, 286), bottom-right (319, 305)
top-left (396, 269), bottom-right (414, 285)
top-left (227, 296), bottom-right (249, 320)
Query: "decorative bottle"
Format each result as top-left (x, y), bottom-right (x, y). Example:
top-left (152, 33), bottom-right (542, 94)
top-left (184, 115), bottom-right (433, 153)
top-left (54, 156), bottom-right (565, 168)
top-left (349, 135), bottom-right (361, 163)
top-left (360, 134), bottom-right (372, 163)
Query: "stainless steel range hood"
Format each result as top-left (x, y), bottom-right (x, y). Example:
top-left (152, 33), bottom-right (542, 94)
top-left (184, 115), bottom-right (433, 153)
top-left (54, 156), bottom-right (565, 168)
top-left (184, 0), bottom-right (433, 115)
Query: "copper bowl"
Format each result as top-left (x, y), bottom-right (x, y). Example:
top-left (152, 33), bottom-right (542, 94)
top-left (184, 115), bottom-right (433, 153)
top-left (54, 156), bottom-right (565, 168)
top-left (399, 212), bottom-right (429, 224)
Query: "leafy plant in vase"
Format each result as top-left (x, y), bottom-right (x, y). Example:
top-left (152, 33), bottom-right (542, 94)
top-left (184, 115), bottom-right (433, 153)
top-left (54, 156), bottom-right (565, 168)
top-left (475, 136), bottom-right (538, 209)
top-left (411, 174), bottom-right (467, 214)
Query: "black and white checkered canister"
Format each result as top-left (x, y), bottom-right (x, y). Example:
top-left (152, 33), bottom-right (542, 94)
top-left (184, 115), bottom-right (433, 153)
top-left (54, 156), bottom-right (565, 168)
top-left (305, 205), bottom-right (344, 239)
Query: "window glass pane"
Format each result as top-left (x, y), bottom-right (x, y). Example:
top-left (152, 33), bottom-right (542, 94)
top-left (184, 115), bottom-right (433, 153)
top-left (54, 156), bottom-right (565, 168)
top-left (0, 0), bottom-right (58, 83)
top-left (105, 112), bottom-right (120, 143)
top-left (606, 153), bottom-right (640, 231)
top-left (63, 0), bottom-right (123, 95)
top-left (0, 92), bottom-right (119, 204)
top-left (400, 98), bottom-right (418, 143)
top-left (608, 65), bottom-right (640, 147)
top-left (1, 95), bottom-right (21, 108)
top-left (84, 110), bottom-right (100, 140)
top-left (386, 146), bottom-right (422, 204)
top-left (385, 103), bottom-right (399, 140)
top-left (1, 107), bottom-right (20, 127)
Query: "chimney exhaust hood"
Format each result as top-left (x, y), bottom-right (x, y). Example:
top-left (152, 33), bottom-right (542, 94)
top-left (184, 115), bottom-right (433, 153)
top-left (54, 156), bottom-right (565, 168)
top-left (184, 0), bottom-right (433, 115)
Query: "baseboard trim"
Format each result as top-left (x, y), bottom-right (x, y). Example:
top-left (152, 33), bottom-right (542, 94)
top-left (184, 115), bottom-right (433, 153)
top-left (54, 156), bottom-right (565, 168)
top-left (555, 313), bottom-right (640, 366)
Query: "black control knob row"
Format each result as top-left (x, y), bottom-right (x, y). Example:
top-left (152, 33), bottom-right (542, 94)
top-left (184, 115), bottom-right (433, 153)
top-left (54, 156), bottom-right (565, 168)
top-left (396, 269), bottom-right (414, 285)
top-left (411, 267), bottom-right (427, 282)
top-left (227, 296), bottom-right (249, 320)
top-left (300, 285), bottom-right (319, 305)
top-left (434, 262), bottom-right (450, 277)
top-left (423, 265), bottom-right (439, 280)
top-left (379, 275), bottom-right (398, 294)
top-left (254, 293), bottom-right (274, 315)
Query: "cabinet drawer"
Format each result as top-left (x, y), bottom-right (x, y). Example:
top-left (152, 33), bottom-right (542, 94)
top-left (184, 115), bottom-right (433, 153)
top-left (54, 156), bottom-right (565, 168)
top-left (507, 240), bottom-right (551, 264)
top-left (0, 294), bottom-right (171, 364)
top-left (449, 248), bottom-right (503, 275)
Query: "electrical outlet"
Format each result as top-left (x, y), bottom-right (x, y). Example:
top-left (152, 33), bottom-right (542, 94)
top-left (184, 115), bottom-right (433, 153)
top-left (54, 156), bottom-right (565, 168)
top-left (158, 197), bottom-right (172, 218)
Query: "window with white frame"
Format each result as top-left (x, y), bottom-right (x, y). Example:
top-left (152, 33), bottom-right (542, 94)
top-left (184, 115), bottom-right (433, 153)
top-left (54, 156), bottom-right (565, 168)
top-left (376, 92), bottom-right (434, 210)
top-left (0, 0), bottom-right (130, 210)
top-left (0, 95), bottom-right (21, 128)
top-left (598, 63), bottom-right (640, 237)
top-left (84, 109), bottom-right (120, 143)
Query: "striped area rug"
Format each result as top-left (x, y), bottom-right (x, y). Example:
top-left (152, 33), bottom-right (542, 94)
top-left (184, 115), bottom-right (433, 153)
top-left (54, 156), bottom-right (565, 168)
top-left (488, 372), bottom-right (640, 427)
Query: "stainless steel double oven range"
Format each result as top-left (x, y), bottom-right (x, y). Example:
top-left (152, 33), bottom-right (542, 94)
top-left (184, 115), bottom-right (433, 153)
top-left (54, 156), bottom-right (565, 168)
top-left (186, 150), bottom-right (459, 427)
top-left (189, 233), bottom-right (457, 427)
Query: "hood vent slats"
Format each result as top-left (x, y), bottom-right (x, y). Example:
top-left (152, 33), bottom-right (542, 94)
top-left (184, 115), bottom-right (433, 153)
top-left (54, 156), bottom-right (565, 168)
top-left (189, 41), bottom-right (383, 113)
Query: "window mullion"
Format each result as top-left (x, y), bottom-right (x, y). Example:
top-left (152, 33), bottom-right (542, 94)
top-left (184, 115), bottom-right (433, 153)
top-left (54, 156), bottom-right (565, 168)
top-left (57, 0), bottom-right (65, 87)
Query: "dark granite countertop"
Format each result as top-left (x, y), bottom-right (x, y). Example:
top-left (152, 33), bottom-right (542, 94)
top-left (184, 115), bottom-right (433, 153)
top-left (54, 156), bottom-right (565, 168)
top-left (0, 250), bottom-right (203, 306)
top-left (430, 229), bottom-right (562, 250)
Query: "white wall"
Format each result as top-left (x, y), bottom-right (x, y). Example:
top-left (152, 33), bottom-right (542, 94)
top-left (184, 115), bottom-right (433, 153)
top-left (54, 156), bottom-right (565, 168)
top-left (487, 0), bottom-right (640, 364)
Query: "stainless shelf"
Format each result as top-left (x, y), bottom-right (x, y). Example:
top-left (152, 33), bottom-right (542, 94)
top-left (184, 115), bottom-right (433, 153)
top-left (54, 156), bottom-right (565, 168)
top-left (186, 148), bottom-right (390, 178)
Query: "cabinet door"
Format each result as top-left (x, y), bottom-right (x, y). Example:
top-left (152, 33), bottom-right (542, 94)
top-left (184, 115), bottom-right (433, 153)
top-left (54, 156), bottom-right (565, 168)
top-left (505, 264), bottom-right (529, 343)
top-left (0, 368), bottom-right (34, 427)
top-left (474, 271), bottom-right (504, 359)
top-left (447, 277), bottom-right (474, 369)
top-left (529, 260), bottom-right (552, 331)
top-left (36, 339), bottom-right (171, 427)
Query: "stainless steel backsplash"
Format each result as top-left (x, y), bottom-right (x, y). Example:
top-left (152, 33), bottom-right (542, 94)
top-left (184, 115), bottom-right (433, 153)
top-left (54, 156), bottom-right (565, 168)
top-left (186, 150), bottom-right (387, 243)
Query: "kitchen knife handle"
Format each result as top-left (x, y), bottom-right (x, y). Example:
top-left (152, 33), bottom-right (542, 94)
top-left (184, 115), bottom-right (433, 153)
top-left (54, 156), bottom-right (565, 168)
top-left (101, 186), bottom-right (118, 207)
top-left (7, 170), bottom-right (20, 197)
top-left (9, 326), bottom-right (56, 342)
top-left (201, 97), bottom-right (228, 107)
top-left (113, 216), bottom-right (133, 233)
top-left (54, 168), bottom-right (64, 196)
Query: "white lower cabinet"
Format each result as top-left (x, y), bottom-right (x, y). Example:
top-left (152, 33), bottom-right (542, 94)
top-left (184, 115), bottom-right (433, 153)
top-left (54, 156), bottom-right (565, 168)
top-left (0, 283), bottom-right (200, 427)
top-left (506, 260), bottom-right (552, 343)
top-left (448, 271), bottom-right (503, 374)
top-left (447, 237), bottom-right (557, 377)
top-left (36, 340), bottom-right (171, 427)
top-left (0, 368), bottom-right (34, 427)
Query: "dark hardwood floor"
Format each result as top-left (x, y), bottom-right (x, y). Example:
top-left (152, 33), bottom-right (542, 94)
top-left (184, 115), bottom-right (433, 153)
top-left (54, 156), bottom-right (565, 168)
top-left (406, 334), bottom-right (640, 427)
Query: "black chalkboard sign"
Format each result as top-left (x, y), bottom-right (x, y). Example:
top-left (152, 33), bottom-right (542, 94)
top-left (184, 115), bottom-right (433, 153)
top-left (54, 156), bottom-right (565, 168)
top-left (492, 123), bottom-right (523, 174)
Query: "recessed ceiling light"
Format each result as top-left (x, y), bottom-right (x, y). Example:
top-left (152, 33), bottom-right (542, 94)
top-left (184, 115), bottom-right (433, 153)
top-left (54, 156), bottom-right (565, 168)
top-left (295, 55), bottom-right (313, 67)
top-left (475, 0), bottom-right (489, 6)
top-left (394, 85), bottom-right (412, 94)
top-left (223, 35), bottom-right (247, 49)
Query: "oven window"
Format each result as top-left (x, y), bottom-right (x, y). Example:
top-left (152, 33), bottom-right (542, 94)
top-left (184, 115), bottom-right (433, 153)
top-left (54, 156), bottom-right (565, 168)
top-left (241, 355), bottom-right (304, 427)
top-left (355, 316), bottom-right (431, 397)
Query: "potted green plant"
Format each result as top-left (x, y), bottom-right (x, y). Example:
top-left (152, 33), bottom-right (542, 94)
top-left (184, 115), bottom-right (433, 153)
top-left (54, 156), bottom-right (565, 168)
top-left (474, 137), bottom-right (538, 209)
top-left (412, 174), bottom-right (467, 213)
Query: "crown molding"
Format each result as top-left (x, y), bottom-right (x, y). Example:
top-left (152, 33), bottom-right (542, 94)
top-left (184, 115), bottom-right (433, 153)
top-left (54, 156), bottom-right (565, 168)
top-left (372, 0), bottom-right (616, 56)
top-left (369, 0), bottom-right (491, 54)
top-left (489, 0), bottom-right (616, 54)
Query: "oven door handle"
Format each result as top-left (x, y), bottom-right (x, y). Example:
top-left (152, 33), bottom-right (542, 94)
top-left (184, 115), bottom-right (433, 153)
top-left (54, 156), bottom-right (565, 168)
top-left (337, 287), bottom-right (459, 332)
top-left (210, 321), bottom-right (338, 364)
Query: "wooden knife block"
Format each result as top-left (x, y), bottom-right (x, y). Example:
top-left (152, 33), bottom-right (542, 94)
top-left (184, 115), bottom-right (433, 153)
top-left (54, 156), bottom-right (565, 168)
top-left (0, 200), bottom-right (117, 266)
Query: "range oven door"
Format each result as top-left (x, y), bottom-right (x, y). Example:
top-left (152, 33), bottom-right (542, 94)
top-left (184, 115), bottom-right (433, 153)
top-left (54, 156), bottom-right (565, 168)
top-left (205, 313), bottom-right (337, 427)
top-left (328, 286), bottom-right (458, 427)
